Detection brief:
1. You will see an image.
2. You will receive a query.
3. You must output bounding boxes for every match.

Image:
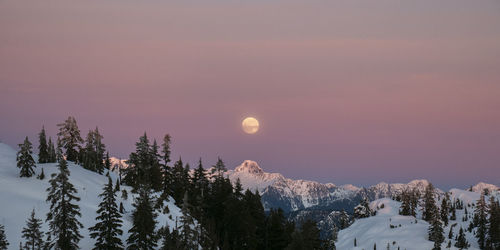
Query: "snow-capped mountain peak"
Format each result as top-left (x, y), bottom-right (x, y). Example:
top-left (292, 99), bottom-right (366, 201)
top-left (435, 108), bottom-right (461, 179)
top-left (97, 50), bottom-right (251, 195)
top-left (472, 182), bottom-right (499, 194)
top-left (234, 160), bottom-right (264, 175)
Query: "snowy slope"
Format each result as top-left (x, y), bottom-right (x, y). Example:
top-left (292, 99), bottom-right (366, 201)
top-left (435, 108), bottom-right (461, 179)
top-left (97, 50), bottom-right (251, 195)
top-left (0, 143), bottom-right (182, 249)
top-left (336, 188), bottom-right (500, 250)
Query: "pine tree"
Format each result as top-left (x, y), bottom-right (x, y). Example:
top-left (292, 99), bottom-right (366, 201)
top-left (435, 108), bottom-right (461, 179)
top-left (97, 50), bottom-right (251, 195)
top-left (399, 189), bottom-right (412, 216)
top-left (487, 196), bottom-right (500, 249)
top-left (474, 192), bottom-right (488, 249)
top-left (47, 137), bottom-right (56, 163)
top-left (354, 197), bottom-right (372, 218)
top-left (440, 193), bottom-right (450, 226)
top-left (161, 134), bottom-right (172, 165)
top-left (423, 183), bottom-right (438, 222)
top-left (0, 224), bottom-right (9, 250)
top-left (212, 157), bottom-right (227, 179)
top-left (179, 191), bottom-right (198, 249)
top-left (45, 157), bottom-right (83, 249)
top-left (17, 137), bottom-right (36, 178)
top-left (89, 176), bottom-right (123, 250)
top-left (454, 227), bottom-right (469, 249)
top-left (428, 215), bottom-right (444, 249)
top-left (339, 209), bottom-right (350, 229)
top-left (81, 128), bottom-right (106, 174)
top-left (22, 209), bottom-right (44, 250)
top-left (57, 116), bottom-right (83, 162)
top-left (127, 185), bottom-right (158, 249)
top-left (38, 126), bottom-right (49, 164)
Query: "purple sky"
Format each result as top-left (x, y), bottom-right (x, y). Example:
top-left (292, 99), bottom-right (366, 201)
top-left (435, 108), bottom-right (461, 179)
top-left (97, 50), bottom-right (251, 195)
top-left (1, 0), bottom-right (500, 189)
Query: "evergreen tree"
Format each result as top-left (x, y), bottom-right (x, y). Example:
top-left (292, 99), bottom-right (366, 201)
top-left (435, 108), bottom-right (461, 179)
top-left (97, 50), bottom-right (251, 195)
top-left (440, 193), bottom-right (450, 226)
top-left (354, 197), bottom-right (372, 219)
top-left (423, 183), bottom-right (438, 222)
top-left (47, 137), bottom-right (56, 163)
top-left (89, 176), bottom-right (123, 250)
top-left (428, 215), bottom-right (444, 249)
top-left (339, 209), bottom-right (350, 229)
top-left (454, 227), bottom-right (469, 249)
top-left (409, 188), bottom-right (420, 217)
top-left (0, 224), bottom-right (9, 250)
top-left (17, 137), bottom-right (36, 178)
top-left (22, 209), bottom-right (44, 250)
top-left (161, 134), bottom-right (172, 165)
top-left (38, 126), bottom-right (49, 164)
top-left (474, 192), bottom-right (488, 249)
top-left (487, 196), bottom-right (500, 249)
top-left (104, 152), bottom-right (111, 172)
top-left (399, 189), bottom-right (412, 216)
top-left (266, 208), bottom-right (293, 250)
top-left (122, 133), bottom-right (161, 191)
top-left (297, 219), bottom-right (322, 250)
top-left (127, 185), bottom-right (158, 249)
top-left (212, 157), bottom-right (227, 179)
top-left (179, 191), bottom-right (198, 249)
top-left (57, 116), bottom-right (83, 162)
top-left (45, 157), bottom-right (83, 249)
top-left (81, 128), bottom-right (106, 174)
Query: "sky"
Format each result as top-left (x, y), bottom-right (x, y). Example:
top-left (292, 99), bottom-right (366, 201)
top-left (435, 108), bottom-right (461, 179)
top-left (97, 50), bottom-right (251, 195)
top-left (1, 0), bottom-right (499, 190)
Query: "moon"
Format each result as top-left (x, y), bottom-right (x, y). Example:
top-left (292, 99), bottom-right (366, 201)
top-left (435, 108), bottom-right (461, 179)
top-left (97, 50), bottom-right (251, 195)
top-left (242, 117), bottom-right (259, 134)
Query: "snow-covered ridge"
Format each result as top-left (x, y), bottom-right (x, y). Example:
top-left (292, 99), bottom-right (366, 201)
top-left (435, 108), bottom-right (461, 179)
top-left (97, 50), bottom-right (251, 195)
top-left (0, 143), bottom-right (184, 249)
top-left (471, 182), bottom-right (500, 194)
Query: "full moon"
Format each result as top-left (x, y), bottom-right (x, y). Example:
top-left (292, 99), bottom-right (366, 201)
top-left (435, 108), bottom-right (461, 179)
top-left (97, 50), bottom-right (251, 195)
top-left (242, 117), bottom-right (259, 134)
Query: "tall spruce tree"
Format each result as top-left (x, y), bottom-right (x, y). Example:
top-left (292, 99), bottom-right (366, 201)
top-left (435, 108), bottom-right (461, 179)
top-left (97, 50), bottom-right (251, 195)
top-left (127, 185), bottom-right (158, 249)
top-left (179, 191), bottom-right (198, 249)
top-left (45, 157), bottom-right (83, 249)
top-left (0, 224), bottom-right (9, 250)
top-left (487, 196), bottom-right (500, 249)
top-left (440, 193), bottom-right (450, 226)
top-left (22, 209), bottom-right (44, 250)
top-left (428, 215), bottom-right (444, 249)
top-left (423, 183), bottom-right (438, 222)
top-left (81, 128), bottom-right (106, 174)
top-left (17, 137), bottom-right (36, 178)
top-left (47, 137), bottom-right (57, 163)
top-left (38, 126), bottom-right (49, 164)
top-left (474, 192), bottom-right (488, 249)
top-left (89, 176), bottom-right (123, 250)
top-left (57, 116), bottom-right (83, 162)
top-left (123, 133), bottom-right (159, 190)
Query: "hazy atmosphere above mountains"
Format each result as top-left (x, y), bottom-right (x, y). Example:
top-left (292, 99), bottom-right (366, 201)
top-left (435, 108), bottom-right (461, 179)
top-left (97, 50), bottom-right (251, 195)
top-left (1, 0), bottom-right (500, 189)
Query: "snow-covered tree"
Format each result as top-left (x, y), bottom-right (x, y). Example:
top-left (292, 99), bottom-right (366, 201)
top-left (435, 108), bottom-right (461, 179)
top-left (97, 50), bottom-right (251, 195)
top-left (89, 176), bottom-right (123, 250)
top-left (57, 116), bottom-right (83, 162)
top-left (127, 185), bottom-right (158, 249)
top-left (45, 157), bottom-right (83, 249)
top-left (17, 137), bottom-right (36, 178)
top-left (38, 126), bottom-right (49, 164)
top-left (21, 209), bottom-right (44, 250)
top-left (354, 197), bottom-right (372, 219)
top-left (339, 209), bottom-right (351, 229)
top-left (0, 224), bottom-right (8, 250)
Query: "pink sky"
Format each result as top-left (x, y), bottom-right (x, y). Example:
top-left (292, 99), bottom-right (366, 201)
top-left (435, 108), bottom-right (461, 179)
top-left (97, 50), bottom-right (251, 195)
top-left (1, 0), bottom-right (500, 189)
